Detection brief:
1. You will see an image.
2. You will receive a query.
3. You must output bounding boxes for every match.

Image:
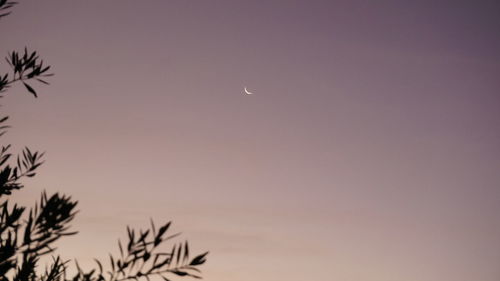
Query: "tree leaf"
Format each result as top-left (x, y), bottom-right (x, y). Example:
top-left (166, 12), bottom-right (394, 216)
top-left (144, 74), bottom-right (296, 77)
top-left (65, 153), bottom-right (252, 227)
top-left (23, 82), bottom-right (37, 97)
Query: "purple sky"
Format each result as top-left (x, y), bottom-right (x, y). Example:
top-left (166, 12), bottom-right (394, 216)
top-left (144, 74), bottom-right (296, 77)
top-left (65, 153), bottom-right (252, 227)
top-left (2, 1), bottom-right (500, 280)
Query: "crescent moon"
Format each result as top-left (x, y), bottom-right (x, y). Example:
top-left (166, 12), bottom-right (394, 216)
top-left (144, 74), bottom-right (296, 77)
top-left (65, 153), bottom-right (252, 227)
top-left (244, 87), bottom-right (254, 95)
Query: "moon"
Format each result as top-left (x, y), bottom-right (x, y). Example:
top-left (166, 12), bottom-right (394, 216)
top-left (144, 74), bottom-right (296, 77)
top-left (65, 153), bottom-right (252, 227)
top-left (244, 87), bottom-right (254, 95)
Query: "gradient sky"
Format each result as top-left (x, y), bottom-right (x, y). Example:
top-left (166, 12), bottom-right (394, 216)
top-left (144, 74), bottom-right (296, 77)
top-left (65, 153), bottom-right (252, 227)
top-left (2, 1), bottom-right (500, 280)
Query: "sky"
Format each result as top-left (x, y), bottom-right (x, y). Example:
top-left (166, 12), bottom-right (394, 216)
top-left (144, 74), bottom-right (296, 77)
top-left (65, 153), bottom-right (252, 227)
top-left (1, 0), bottom-right (500, 280)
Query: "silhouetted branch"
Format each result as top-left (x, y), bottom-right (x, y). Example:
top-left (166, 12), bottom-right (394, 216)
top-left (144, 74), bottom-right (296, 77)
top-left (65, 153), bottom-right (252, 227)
top-left (0, 0), bottom-right (17, 19)
top-left (1, 48), bottom-right (53, 97)
top-left (72, 220), bottom-right (208, 281)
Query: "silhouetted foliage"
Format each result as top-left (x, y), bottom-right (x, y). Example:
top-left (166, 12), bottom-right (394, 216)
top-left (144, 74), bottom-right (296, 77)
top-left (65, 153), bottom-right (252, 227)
top-left (0, 1), bottom-right (17, 19)
top-left (72, 222), bottom-right (208, 281)
top-left (0, 4), bottom-right (207, 281)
